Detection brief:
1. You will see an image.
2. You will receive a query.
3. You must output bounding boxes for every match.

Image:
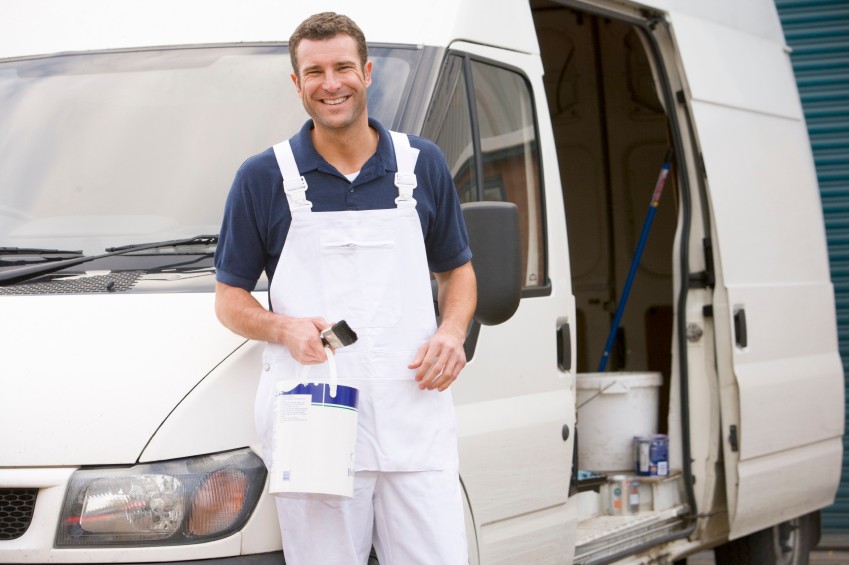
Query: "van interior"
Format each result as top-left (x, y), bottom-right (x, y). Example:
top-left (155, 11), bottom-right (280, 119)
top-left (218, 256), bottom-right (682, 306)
top-left (532, 2), bottom-right (691, 560)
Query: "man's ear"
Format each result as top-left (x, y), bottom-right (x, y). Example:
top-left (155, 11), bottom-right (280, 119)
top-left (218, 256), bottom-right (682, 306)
top-left (363, 60), bottom-right (373, 88)
top-left (290, 72), bottom-right (301, 94)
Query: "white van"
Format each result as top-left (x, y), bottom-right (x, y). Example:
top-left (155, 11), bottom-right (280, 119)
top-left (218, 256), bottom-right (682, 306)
top-left (1, 0), bottom-right (843, 563)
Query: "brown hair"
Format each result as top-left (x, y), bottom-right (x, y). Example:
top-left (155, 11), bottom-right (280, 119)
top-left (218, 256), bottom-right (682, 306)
top-left (289, 12), bottom-right (368, 79)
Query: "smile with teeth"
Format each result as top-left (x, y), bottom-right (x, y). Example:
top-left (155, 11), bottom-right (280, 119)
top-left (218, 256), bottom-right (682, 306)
top-left (322, 96), bottom-right (349, 105)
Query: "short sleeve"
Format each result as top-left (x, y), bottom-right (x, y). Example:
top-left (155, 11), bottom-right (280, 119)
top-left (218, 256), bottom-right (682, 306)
top-left (214, 154), bottom-right (274, 291)
top-left (414, 139), bottom-right (473, 273)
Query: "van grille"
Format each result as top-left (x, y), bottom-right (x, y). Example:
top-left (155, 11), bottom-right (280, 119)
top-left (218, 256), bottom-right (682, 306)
top-left (0, 488), bottom-right (38, 540)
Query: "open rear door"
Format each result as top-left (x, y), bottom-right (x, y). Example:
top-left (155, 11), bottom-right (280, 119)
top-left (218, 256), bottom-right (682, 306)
top-left (671, 7), bottom-right (844, 538)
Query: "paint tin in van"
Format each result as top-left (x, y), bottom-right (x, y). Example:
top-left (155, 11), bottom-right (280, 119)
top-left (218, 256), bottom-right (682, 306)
top-left (608, 475), bottom-right (640, 515)
top-left (634, 434), bottom-right (668, 476)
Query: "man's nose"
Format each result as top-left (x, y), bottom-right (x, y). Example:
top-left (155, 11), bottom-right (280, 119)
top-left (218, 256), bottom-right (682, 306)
top-left (322, 71), bottom-right (341, 91)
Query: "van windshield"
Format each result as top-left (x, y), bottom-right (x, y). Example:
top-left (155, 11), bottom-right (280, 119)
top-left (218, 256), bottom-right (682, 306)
top-left (0, 45), bottom-right (420, 256)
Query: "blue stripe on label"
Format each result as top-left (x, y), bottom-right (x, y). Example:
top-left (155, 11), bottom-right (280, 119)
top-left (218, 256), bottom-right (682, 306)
top-left (278, 383), bottom-right (358, 409)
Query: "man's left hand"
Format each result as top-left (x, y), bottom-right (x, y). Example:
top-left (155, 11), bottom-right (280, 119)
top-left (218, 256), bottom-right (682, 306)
top-left (409, 327), bottom-right (467, 391)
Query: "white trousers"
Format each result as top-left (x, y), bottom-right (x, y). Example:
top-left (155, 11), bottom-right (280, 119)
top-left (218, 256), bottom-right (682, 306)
top-left (275, 468), bottom-right (469, 565)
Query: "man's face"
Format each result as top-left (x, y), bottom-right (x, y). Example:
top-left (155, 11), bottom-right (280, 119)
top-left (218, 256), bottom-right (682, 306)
top-left (291, 34), bottom-right (372, 132)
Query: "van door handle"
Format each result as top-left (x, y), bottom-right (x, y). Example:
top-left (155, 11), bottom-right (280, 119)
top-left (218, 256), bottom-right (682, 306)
top-left (734, 308), bottom-right (747, 348)
top-left (557, 323), bottom-right (572, 371)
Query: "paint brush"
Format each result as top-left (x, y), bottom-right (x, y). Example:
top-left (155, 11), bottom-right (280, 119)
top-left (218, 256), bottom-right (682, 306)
top-left (320, 320), bottom-right (358, 349)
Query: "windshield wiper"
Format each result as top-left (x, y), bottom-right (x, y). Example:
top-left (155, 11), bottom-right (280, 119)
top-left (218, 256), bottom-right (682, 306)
top-left (0, 247), bottom-right (84, 255)
top-left (104, 235), bottom-right (218, 253)
top-left (0, 247), bottom-right (85, 266)
top-left (0, 235), bottom-right (218, 286)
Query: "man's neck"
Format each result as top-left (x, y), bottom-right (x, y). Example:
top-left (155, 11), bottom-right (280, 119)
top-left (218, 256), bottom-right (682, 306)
top-left (311, 120), bottom-right (379, 175)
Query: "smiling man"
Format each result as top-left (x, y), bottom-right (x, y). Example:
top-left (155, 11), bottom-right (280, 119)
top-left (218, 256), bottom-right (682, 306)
top-left (213, 11), bottom-right (476, 565)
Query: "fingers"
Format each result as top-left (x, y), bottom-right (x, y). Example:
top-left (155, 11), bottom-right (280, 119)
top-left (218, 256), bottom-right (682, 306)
top-left (290, 336), bottom-right (326, 365)
top-left (284, 316), bottom-right (331, 365)
top-left (421, 358), bottom-right (461, 391)
top-left (409, 337), bottom-right (466, 392)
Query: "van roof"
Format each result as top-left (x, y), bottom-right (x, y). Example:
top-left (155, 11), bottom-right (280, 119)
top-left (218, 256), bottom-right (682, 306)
top-left (2, 0), bottom-right (785, 62)
top-left (0, 0), bottom-right (541, 60)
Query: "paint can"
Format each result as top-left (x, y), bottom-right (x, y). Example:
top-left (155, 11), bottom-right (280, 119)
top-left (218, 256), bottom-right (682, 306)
top-left (634, 434), bottom-right (669, 476)
top-left (608, 475), bottom-right (640, 515)
top-left (269, 380), bottom-right (359, 500)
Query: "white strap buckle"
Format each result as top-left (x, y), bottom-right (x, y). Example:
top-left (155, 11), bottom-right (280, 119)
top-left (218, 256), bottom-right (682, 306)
top-left (273, 140), bottom-right (313, 211)
top-left (283, 176), bottom-right (312, 209)
top-left (394, 172), bottom-right (417, 203)
top-left (390, 131), bottom-right (420, 206)
top-left (283, 175), bottom-right (308, 193)
top-left (395, 172), bottom-right (417, 190)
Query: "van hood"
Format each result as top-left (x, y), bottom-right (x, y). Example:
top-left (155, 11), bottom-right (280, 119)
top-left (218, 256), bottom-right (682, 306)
top-left (1, 289), bottom-right (247, 467)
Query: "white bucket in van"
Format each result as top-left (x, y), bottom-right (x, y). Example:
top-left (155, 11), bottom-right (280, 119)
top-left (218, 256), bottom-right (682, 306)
top-left (576, 372), bottom-right (661, 472)
top-left (269, 355), bottom-right (359, 500)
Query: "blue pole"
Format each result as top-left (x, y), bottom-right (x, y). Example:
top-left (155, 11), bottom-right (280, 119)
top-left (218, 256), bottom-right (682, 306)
top-left (598, 149), bottom-right (674, 372)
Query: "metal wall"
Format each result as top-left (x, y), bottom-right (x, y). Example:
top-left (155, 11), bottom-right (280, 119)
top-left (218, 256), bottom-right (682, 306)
top-left (775, 0), bottom-right (849, 531)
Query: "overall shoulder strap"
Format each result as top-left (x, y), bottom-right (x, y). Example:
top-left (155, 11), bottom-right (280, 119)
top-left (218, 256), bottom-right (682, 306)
top-left (389, 131), bottom-right (420, 205)
top-left (272, 140), bottom-right (312, 211)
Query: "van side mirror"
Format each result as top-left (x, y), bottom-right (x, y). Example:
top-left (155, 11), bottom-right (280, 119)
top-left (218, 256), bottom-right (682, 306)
top-left (462, 202), bottom-right (522, 325)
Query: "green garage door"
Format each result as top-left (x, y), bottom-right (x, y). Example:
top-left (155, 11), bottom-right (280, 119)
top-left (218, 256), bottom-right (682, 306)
top-left (775, 0), bottom-right (849, 532)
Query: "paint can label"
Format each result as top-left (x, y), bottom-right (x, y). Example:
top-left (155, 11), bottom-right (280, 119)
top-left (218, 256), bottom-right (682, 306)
top-left (634, 434), bottom-right (669, 476)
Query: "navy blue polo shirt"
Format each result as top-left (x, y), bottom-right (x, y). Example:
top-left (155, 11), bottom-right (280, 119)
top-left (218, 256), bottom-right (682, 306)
top-left (215, 118), bottom-right (472, 292)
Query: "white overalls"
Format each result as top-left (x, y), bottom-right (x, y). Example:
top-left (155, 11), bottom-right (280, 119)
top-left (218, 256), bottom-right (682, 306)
top-left (254, 132), bottom-right (468, 564)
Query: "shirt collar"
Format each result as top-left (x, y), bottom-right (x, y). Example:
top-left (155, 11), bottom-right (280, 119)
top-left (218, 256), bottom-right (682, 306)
top-left (288, 118), bottom-right (397, 183)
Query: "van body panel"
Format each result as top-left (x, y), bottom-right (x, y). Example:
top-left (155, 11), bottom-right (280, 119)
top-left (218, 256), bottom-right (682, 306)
top-left (689, 105), bottom-right (830, 282)
top-left (736, 340), bottom-right (842, 460)
top-left (139, 339), bottom-right (264, 463)
top-left (670, 12), bottom-right (802, 119)
top-left (457, 391), bottom-right (572, 520)
top-left (443, 38), bottom-right (576, 559)
top-left (1, 292), bottom-right (243, 467)
top-left (734, 437), bottom-right (843, 539)
top-left (644, 0), bottom-right (787, 44)
top-left (669, 3), bottom-right (844, 540)
top-left (478, 500), bottom-right (574, 565)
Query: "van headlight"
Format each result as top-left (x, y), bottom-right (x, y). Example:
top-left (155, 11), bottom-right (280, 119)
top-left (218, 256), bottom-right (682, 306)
top-left (57, 448), bottom-right (266, 546)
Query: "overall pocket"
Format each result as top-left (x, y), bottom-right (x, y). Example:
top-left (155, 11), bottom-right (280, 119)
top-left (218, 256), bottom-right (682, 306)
top-left (320, 228), bottom-right (401, 329)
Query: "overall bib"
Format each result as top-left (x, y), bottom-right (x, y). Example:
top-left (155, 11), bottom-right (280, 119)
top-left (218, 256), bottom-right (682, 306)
top-left (254, 132), bottom-right (467, 564)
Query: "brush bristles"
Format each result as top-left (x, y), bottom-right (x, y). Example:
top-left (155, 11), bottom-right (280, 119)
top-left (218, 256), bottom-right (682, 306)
top-left (321, 321), bottom-right (358, 349)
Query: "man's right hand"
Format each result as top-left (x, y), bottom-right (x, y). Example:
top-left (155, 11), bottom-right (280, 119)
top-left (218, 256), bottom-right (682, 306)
top-left (214, 282), bottom-right (330, 364)
top-left (279, 316), bottom-right (332, 364)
